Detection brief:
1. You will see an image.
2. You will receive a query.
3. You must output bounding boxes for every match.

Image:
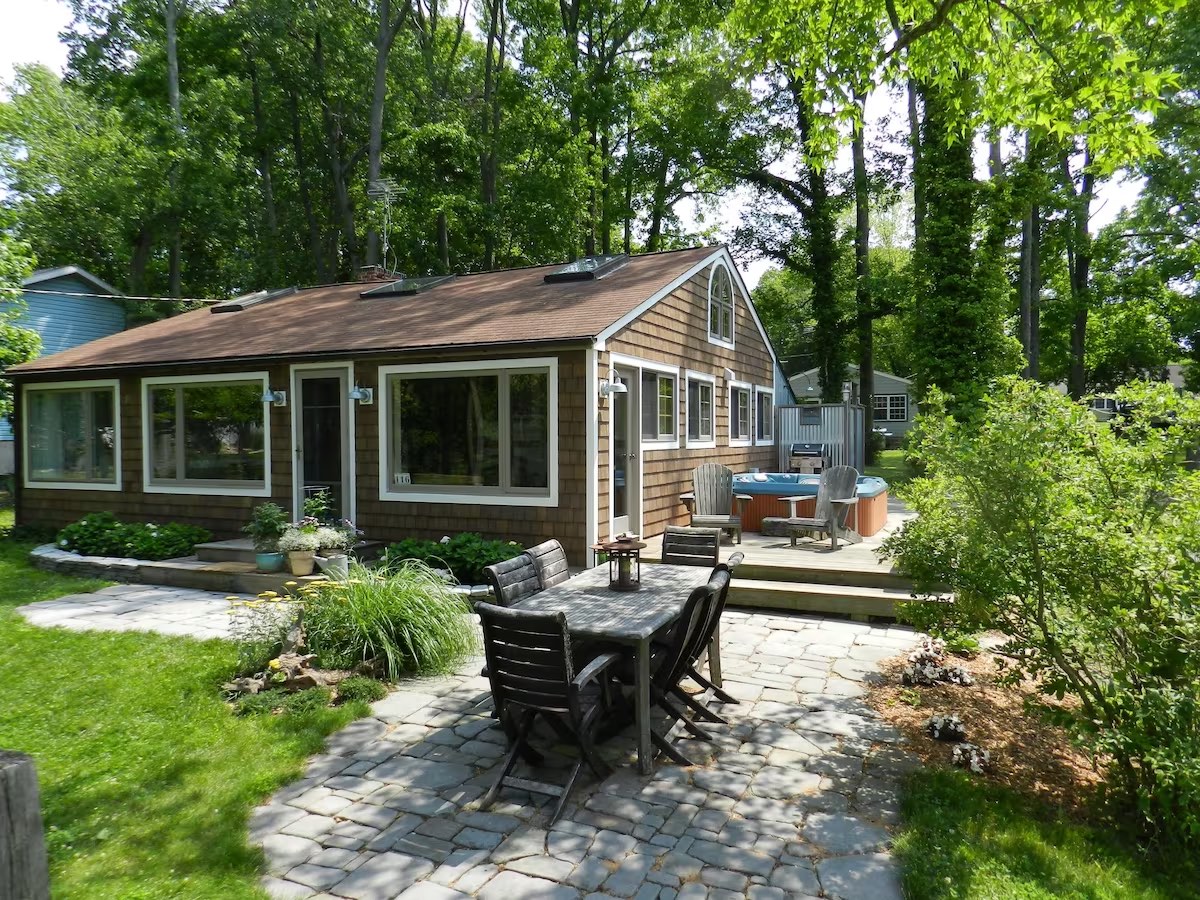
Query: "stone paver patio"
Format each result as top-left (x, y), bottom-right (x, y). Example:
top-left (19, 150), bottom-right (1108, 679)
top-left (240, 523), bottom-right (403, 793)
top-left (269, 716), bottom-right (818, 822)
top-left (17, 583), bottom-right (251, 639)
top-left (18, 584), bottom-right (921, 898)
top-left (251, 610), bottom-right (920, 900)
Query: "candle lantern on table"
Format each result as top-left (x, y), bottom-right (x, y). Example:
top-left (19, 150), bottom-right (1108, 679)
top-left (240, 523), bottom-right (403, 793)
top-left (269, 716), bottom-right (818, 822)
top-left (592, 538), bottom-right (645, 591)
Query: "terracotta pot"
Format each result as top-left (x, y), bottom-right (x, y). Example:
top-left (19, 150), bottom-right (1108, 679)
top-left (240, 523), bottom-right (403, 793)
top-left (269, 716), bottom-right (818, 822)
top-left (287, 550), bottom-right (316, 576)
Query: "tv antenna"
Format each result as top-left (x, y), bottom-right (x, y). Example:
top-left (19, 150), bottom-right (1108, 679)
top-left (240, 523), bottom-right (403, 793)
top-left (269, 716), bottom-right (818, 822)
top-left (367, 178), bottom-right (401, 273)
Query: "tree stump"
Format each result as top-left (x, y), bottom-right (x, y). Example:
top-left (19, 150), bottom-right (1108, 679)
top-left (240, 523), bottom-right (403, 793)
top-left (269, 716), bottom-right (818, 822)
top-left (0, 751), bottom-right (50, 900)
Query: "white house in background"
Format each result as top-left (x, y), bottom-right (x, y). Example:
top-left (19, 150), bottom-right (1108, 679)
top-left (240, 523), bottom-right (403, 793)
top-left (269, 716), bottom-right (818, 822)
top-left (1, 266), bottom-right (126, 475)
top-left (789, 364), bottom-right (916, 446)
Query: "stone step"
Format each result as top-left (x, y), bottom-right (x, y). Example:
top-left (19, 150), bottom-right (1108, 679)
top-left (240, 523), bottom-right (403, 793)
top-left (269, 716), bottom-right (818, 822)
top-left (731, 560), bottom-right (913, 592)
top-left (136, 557), bottom-right (327, 595)
top-left (196, 538), bottom-right (387, 565)
top-left (726, 578), bottom-right (915, 621)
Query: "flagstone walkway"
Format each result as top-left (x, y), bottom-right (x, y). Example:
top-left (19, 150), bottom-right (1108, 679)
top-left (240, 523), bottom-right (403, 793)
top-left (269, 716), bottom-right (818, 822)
top-left (17, 583), bottom-right (250, 639)
top-left (251, 610), bottom-right (920, 900)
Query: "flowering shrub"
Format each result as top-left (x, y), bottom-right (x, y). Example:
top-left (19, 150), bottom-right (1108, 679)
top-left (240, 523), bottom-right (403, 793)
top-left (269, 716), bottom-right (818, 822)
top-left (277, 526), bottom-right (321, 553)
top-left (951, 742), bottom-right (990, 774)
top-left (902, 638), bottom-right (974, 687)
top-left (56, 511), bottom-right (210, 561)
top-left (925, 714), bottom-right (966, 742)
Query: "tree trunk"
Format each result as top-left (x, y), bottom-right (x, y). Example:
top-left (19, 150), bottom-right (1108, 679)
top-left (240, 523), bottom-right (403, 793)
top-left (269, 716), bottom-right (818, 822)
top-left (600, 130), bottom-right (611, 255)
top-left (852, 108), bottom-right (875, 463)
top-left (165, 0), bottom-right (183, 298)
top-left (437, 210), bottom-right (449, 273)
top-left (128, 226), bottom-right (153, 296)
top-left (646, 154), bottom-right (669, 252)
top-left (249, 54), bottom-right (280, 283)
top-left (908, 80), bottom-right (924, 244)
top-left (480, 0), bottom-right (504, 270)
top-left (313, 27), bottom-right (359, 277)
top-left (1065, 144), bottom-right (1094, 399)
top-left (366, 0), bottom-right (401, 267)
top-left (290, 92), bottom-right (328, 284)
top-left (623, 113), bottom-right (633, 255)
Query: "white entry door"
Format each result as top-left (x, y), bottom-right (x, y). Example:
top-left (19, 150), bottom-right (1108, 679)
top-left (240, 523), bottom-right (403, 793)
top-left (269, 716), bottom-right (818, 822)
top-left (610, 365), bottom-right (640, 536)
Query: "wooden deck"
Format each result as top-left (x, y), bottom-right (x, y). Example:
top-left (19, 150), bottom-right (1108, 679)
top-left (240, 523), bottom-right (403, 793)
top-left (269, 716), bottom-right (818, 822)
top-left (640, 506), bottom-right (917, 619)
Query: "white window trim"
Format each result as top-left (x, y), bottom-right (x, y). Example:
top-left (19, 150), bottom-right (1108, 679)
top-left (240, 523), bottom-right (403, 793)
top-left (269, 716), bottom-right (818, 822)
top-left (141, 371), bottom-right (273, 497)
top-left (873, 393), bottom-right (909, 422)
top-left (377, 357), bottom-right (559, 508)
top-left (728, 379), bottom-right (753, 448)
top-left (706, 262), bottom-right (736, 350)
top-left (684, 370), bottom-right (717, 450)
top-left (754, 385), bottom-right (775, 446)
top-left (610, 351), bottom-right (680, 452)
top-left (22, 379), bottom-right (122, 492)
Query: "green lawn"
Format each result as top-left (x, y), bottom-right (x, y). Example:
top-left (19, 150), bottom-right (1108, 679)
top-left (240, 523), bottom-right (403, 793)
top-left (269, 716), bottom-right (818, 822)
top-left (895, 768), bottom-right (1199, 900)
top-left (866, 447), bottom-right (913, 489)
top-left (0, 509), bottom-right (366, 899)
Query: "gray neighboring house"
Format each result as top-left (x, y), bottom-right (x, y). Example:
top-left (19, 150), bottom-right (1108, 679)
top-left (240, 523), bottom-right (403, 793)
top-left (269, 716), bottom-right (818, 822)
top-left (789, 364), bottom-right (915, 446)
top-left (2, 266), bottom-right (126, 475)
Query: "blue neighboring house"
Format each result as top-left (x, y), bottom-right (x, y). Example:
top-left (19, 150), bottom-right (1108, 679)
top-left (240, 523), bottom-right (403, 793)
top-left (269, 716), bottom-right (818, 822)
top-left (1, 266), bottom-right (127, 473)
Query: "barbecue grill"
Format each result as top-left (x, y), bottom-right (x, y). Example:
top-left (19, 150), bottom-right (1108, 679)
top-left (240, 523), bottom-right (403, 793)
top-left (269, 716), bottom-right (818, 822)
top-left (788, 442), bottom-right (827, 474)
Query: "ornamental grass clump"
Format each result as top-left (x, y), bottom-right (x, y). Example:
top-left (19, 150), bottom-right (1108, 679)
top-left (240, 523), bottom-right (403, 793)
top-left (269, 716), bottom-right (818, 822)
top-left (298, 560), bottom-right (477, 680)
top-left (883, 378), bottom-right (1200, 848)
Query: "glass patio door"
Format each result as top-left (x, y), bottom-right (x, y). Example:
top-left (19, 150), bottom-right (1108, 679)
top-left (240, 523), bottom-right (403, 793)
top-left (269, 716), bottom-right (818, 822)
top-left (610, 366), bottom-right (639, 536)
top-left (295, 368), bottom-right (351, 520)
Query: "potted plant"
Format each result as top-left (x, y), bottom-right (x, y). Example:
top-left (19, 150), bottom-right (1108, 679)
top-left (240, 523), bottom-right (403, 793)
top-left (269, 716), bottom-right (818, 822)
top-left (278, 522), bottom-right (322, 576)
top-left (241, 502), bottom-right (289, 572)
top-left (314, 519), bottom-right (362, 580)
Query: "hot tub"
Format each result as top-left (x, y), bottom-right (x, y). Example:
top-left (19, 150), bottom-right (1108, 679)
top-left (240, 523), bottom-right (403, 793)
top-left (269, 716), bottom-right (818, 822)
top-left (731, 472), bottom-right (890, 537)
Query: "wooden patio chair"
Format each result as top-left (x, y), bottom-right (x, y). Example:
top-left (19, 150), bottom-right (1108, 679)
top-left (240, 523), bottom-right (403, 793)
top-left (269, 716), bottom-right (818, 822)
top-left (483, 554), bottom-right (542, 607)
top-left (671, 558), bottom-right (743, 721)
top-left (526, 539), bottom-right (570, 589)
top-left (682, 463), bottom-right (752, 544)
top-left (476, 602), bottom-right (623, 823)
top-left (661, 525), bottom-right (722, 567)
top-left (784, 465), bottom-right (861, 549)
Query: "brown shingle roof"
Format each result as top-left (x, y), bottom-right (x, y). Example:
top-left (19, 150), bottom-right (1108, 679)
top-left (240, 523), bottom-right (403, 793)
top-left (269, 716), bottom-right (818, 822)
top-left (14, 246), bottom-right (719, 374)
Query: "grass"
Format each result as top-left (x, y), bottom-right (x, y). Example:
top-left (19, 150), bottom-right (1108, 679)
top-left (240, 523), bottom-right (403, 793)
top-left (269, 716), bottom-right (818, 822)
top-left (867, 447), bottom-right (913, 489)
top-left (895, 768), bottom-right (1200, 900)
top-left (0, 507), bottom-right (368, 899)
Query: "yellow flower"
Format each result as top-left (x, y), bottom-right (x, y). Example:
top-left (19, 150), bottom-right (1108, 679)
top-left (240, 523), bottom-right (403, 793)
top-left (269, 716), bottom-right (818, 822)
top-left (284, 581), bottom-right (298, 587)
top-left (258, 590), bottom-right (280, 599)
top-left (268, 659), bottom-right (282, 671)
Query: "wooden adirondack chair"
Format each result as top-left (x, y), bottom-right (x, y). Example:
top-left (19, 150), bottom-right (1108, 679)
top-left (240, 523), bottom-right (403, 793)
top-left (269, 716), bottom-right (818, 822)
top-left (783, 465), bottom-right (861, 549)
top-left (681, 464), bottom-right (751, 544)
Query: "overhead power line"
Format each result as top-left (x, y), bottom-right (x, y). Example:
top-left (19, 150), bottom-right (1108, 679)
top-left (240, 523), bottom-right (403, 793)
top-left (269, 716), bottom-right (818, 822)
top-left (18, 288), bottom-right (221, 304)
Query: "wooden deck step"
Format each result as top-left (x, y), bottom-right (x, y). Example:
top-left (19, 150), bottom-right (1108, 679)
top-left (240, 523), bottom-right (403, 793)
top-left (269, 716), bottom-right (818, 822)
top-left (136, 557), bottom-right (325, 595)
top-left (726, 578), bottom-right (915, 621)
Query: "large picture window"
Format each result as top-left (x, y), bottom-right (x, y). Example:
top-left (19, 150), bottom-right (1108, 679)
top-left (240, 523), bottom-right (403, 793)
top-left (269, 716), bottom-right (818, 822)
top-left (640, 371), bottom-right (676, 442)
top-left (686, 376), bottom-right (714, 446)
top-left (381, 358), bottom-right (557, 505)
top-left (23, 381), bottom-right (119, 489)
top-left (143, 374), bottom-right (270, 495)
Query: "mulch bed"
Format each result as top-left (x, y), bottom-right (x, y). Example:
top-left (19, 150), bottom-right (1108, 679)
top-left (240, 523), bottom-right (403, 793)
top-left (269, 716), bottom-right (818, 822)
top-left (866, 641), bottom-right (1103, 815)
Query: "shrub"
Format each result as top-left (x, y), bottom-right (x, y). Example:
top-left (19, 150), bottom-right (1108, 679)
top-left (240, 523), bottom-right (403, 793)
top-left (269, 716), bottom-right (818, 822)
top-left (298, 560), bottom-right (477, 679)
top-left (233, 687), bottom-right (331, 717)
top-left (381, 532), bottom-right (524, 584)
top-left (883, 378), bottom-right (1200, 847)
top-left (242, 502), bottom-right (289, 552)
top-left (337, 675), bottom-right (388, 704)
top-left (56, 512), bottom-right (210, 560)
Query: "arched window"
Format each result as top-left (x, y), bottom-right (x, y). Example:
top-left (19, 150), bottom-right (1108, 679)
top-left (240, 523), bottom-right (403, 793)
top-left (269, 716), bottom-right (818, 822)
top-left (708, 263), bottom-right (734, 345)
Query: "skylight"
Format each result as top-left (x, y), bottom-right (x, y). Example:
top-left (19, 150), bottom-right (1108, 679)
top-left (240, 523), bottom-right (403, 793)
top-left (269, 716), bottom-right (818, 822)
top-left (210, 286), bottom-right (298, 314)
top-left (543, 254), bottom-right (628, 284)
top-left (358, 275), bottom-right (456, 299)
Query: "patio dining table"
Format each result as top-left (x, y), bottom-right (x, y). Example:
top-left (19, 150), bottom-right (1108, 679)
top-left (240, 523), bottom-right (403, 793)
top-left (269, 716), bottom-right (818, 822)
top-left (514, 563), bottom-right (713, 774)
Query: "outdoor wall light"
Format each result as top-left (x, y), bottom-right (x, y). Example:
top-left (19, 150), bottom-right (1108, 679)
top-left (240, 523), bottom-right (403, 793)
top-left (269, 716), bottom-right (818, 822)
top-left (349, 385), bottom-right (374, 405)
top-left (724, 367), bottom-right (736, 382)
top-left (598, 368), bottom-right (628, 399)
top-left (261, 389), bottom-right (287, 407)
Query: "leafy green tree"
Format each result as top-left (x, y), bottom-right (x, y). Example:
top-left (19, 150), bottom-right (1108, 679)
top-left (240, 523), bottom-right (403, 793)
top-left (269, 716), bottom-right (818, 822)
top-left (0, 236), bottom-right (41, 422)
top-left (885, 378), bottom-right (1200, 847)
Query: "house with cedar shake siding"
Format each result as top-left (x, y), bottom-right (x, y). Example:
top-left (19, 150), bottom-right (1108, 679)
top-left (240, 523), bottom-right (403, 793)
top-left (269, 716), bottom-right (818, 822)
top-left (12, 246), bottom-right (780, 566)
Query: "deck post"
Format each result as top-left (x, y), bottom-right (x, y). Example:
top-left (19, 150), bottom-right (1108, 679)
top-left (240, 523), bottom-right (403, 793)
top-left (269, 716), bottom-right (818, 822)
top-left (0, 751), bottom-right (51, 900)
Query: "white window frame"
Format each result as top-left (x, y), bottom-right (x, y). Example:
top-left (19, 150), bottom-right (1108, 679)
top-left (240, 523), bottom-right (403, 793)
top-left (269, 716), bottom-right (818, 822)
top-left (141, 371), bottom-right (273, 497)
top-left (378, 357), bottom-right (559, 508)
top-left (22, 379), bottom-right (122, 492)
top-left (611, 352), bottom-right (680, 452)
top-left (706, 262), bottom-right (736, 350)
top-left (873, 393), bottom-right (909, 422)
top-left (685, 370), bottom-right (716, 450)
top-left (755, 386), bottom-right (775, 446)
top-left (728, 380), bottom-right (753, 447)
